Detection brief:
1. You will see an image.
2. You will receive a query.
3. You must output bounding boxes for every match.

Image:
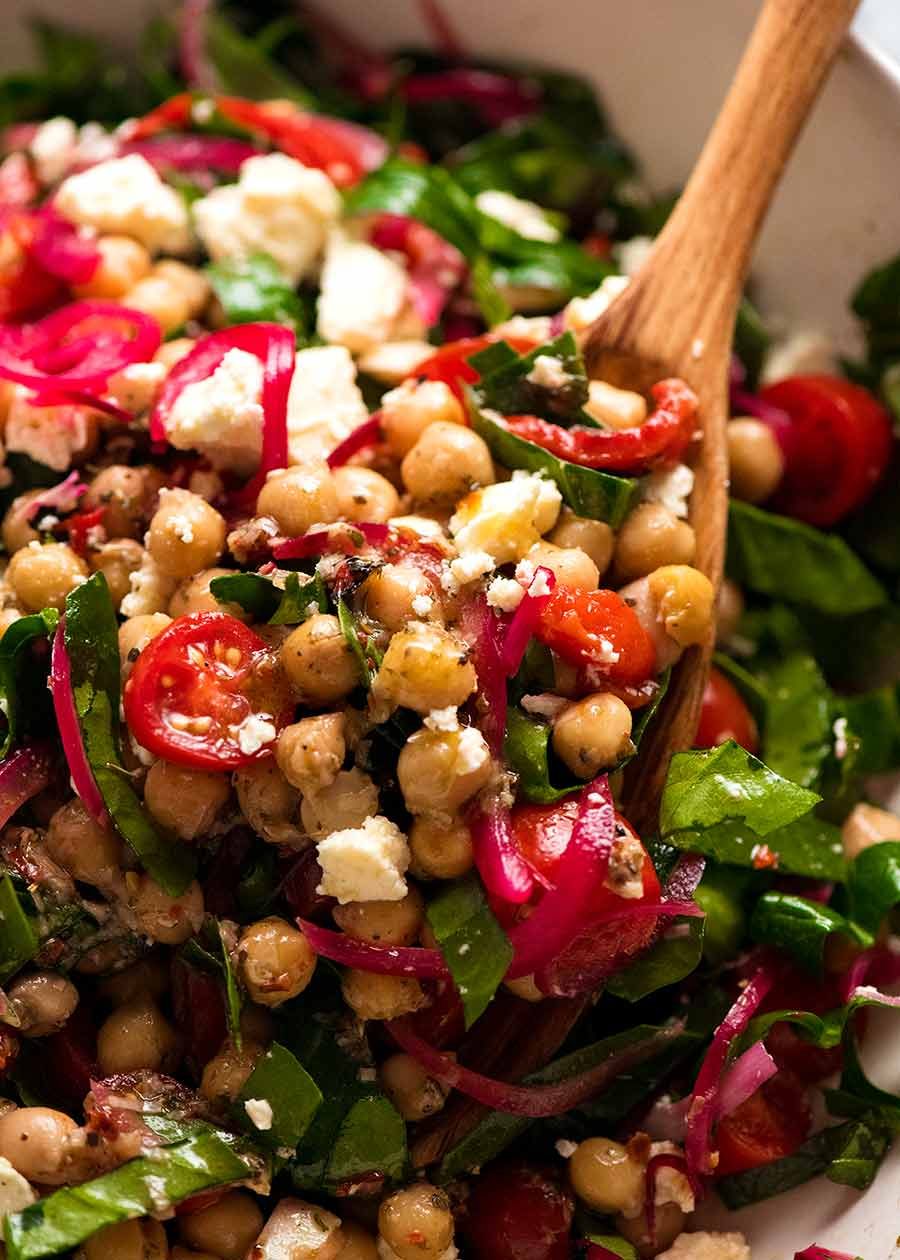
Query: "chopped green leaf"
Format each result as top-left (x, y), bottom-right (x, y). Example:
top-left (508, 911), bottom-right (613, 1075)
top-left (337, 598), bottom-right (376, 687)
top-left (237, 1042), bottom-right (322, 1154)
top-left (205, 12), bottom-right (315, 105)
top-left (270, 572), bottom-right (328, 625)
top-left (749, 892), bottom-right (872, 974)
top-left (344, 159), bottom-right (482, 258)
top-left (606, 916), bottom-right (705, 1002)
top-left (0, 609), bottom-right (58, 758)
top-left (470, 332), bottom-right (590, 423)
top-left (181, 920), bottom-right (244, 1044)
top-left (846, 841), bottom-right (900, 934)
top-left (760, 654), bottom-right (833, 790)
top-left (583, 1236), bottom-right (638, 1260)
top-left (504, 706), bottom-right (580, 805)
top-left (426, 875), bottom-right (512, 1027)
top-left (0, 873), bottom-right (38, 985)
top-left (206, 253), bottom-right (307, 337)
top-left (667, 813), bottom-right (845, 881)
top-left (210, 571), bottom-right (326, 624)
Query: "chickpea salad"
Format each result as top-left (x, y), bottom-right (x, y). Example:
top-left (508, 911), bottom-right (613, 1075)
top-left (0, 6), bottom-right (898, 1260)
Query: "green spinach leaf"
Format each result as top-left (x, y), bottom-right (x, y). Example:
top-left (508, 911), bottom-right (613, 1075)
top-left (0, 609), bottom-right (58, 758)
top-left (606, 917), bottom-right (705, 1003)
top-left (667, 813), bottom-right (845, 881)
top-left (760, 654), bottom-right (833, 790)
top-left (426, 875), bottom-right (512, 1027)
top-left (236, 1041), bottom-right (322, 1154)
top-left (206, 253), bottom-right (307, 336)
top-left (0, 873), bottom-right (38, 985)
top-left (846, 841), bottom-right (900, 934)
top-left (749, 892), bottom-right (872, 974)
top-left (470, 332), bottom-right (590, 423)
top-left (210, 571), bottom-right (326, 624)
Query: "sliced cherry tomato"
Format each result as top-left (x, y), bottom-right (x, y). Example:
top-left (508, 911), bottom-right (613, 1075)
top-left (694, 666), bottom-right (759, 753)
top-left (761, 375), bottom-right (893, 527)
top-left (464, 1162), bottom-right (574, 1260)
top-left (123, 612), bottom-right (290, 770)
top-left (64, 506), bottom-right (106, 558)
top-left (715, 1070), bottom-right (812, 1177)
top-left (413, 333), bottom-right (538, 400)
top-left (506, 377), bottom-right (699, 473)
top-left (536, 587), bottom-right (657, 690)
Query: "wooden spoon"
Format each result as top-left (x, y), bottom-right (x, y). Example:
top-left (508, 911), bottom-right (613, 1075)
top-left (412, 0), bottom-right (861, 1170)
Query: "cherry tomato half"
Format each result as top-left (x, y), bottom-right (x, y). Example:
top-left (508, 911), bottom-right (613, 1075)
top-left (694, 667), bottom-right (758, 754)
top-left (536, 587), bottom-right (657, 691)
top-left (761, 375), bottom-right (893, 527)
top-left (123, 612), bottom-right (289, 770)
top-left (715, 1070), bottom-right (812, 1177)
top-left (413, 333), bottom-right (538, 400)
top-left (463, 1161), bottom-right (574, 1260)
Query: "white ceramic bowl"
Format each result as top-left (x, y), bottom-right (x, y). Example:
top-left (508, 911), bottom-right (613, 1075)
top-left (5, 2), bottom-right (900, 1255)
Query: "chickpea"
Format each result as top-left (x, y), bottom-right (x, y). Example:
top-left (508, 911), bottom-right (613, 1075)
top-left (7, 971), bottom-right (78, 1037)
top-left (276, 714), bottom-right (346, 795)
top-left (647, 564), bottom-right (715, 647)
top-left (381, 379), bottom-right (465, 457)
top-left (200, 1039), bottom-right (264, 1107)
top-left (154, 260), bottom-right (211, 320)
top-left (341, 971), bottom-right (428, 1021)
top-left (568, 1137), bottom-right (645, 1215)
top-left (549, 508), bottom-right (615, 575)
top-left (154, 337), bottom-right (195, 370)
top-left (6, 541), bottom-right (88, 611)
top-left (615, 1202), bottom-right (685, 1257)
top-left (300, 768), bottom-right (380, 837)
top-left (97, 996), bottom-right (177, 1075)
top-left (125, 274), bottom-right (191, 335)
top-left (128, 873), bottom-right (205, 944)
top-left (584, 379), bottom-right (648, 429)
top-left (256, 462), bottom-right (339, 537)
top-left (363, 564), bottom-right (440, 633)
top-left (2, 490), bottom-right (43, 553)
top-left (119, 612), bottom-right (171, 668)
top-left (98, 955), bottom-right (169, 1006)
top-left (398, 727), bottom-right (492, 815)
top-left (254, 1201), bottom-right (344, 1260)
top-left (333, 466), bottom-right (400, 524)
top-left (80, 1219), bottom-right (169, 1260)
top-left (527, 541), bottom-right (599, 592)
top-left (280, 614), bottom-right (359, 705)
top-left (234, 759), bottom-right (301, 845)
top-left (83, 465), bottom-right (150, 539)
top-left (178, 1190), bottom-right (263, 1260)
top-left (89, 538), bottom-right (144, 607)
top-left (401, 422), bottom-right (494, 505)
top-left (143, 760), bottom-right (230, 841)
top-left (614, 503), bottom-right (696, 582)
top-left (171, 1250), bottom-right (218, 1260)
top-left (147, 489), bottom-right (226, 580)
top-left (409, 816), bottom-right (474, 880)
top-left (239, 916), bottom-right (316, 1007)
top-left (842, 802), bottom-right (900, 862)
top-left (333, 887), bottom-right (425, 946)
top-left (46, 799), bottom-right (123, 885)
top-left (73, 235), bottom-right (152, 300)
top-left (727, 416), bottom-right (785, 503)
top-left (335, 1221), bottom-right (378, 1260)
top-left (552, 693), bottom-right (633, 778)
top-left (372, 623), bottom-right (476, 715)
top-left (120, 550), bottom-right (177, 619)
top-left (0, 1106), bottom-right (76, 1182)
top-left (169, 567), bottom-right (247, 620)
top-left (378, 1183), bottom-right (454, 1260)
top-left (379, 1054), bottom-right (449, 1122)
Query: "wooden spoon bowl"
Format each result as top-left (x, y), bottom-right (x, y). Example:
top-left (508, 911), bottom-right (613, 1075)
top-left (412, 0), bottom-right (862, 1170)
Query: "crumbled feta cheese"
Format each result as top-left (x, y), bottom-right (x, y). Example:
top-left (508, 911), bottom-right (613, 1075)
top-left (287, 345), bottom-right (369, 464)
top-left (527, 355), bottom-right (570, 390)
top-left (5, 387), bottom-right (96, 471)
top-left (760, 329), bottom-right (836, 386)
top-left (29, 116), bottom-right (77, 184)
top-left (641, 463), bottom-right (695, 518)
top-left (55, 154), bottom-right (191, 254)
top-left (486, 576), bottom-right (525, 612)
top-left (615, 234), bottom-right (654, 276)
top-left (450, 470), bottom-right (562, 564)
top-left (411, 593), bottom-right (434, 617)
top-left (317, 229), bottom-right (409, 353)
top-left (521, 693), bottom-right (570, 720)
top-left (454, 726), bottom-right (491, 775)
top-left (476, 189), bottom-right (560, 242)
top-left (493, 314), bottom-right (555, 342)
top-left (165, 347), bottom-right (264, 475)
top-left (357, 340), bottom-right (433, 384)
top-left (120, 551), bottom-right (177, 618)
top-left (564, 274), bottom-right (629, 332)
top-left (528, 568), bottom-right (552, 598)
top-left (648, 1141), bottom-right (695, 1213)
top-left (76, 122), bottom-right (118, 166)
top-left (449, 550), bottom-right (496, 586)
top-left (244, 1098), bottom-right (274, 1131)
top-left (0, 1156), bottom-right (36, 1215)
top-left (657, 1232), bottom-right (749, 1260)
top-left (193, 152), bottom-right (340, 283)
top-left (316, 815), bottom-right (410, 904)
top-left (234, 714), bottom-right (278, 756)
top-left (106, 360), bottom-right (167, 414)
top-left (833, 715), bottom-right (849, 760)
top-left (554, 1139), bottom-right (578, 1159)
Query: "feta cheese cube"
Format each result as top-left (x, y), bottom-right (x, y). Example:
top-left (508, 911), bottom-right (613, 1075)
top-left (29, 116), bottom-right (77, 184)
top-left (5, 388), bottom-right (95, 472)
top-left (476, 189), bottom-right (560, 242)
top-left (640, 463), bottom-right (695, 518)
top-left (357, 339), bottom-right (433, 384)
top-left (564, 274), bottom-right (629, 332)
top-left (287, 345), bottom-right (369, 465)
top-left (0, 1156), bottom-right (36, 1215)
top-left (193, 152), bottom-right (340, 283)
top-left (164, 347), bottom-right (264, 475)
top-left (657, 1232), bottom-right (749, 1260)
top-left (243, 1098), bottom-right (274, 1131)
top-left (450, 470), bottom-right (562, 564)
top-left (106, 361), bottom-right (167, 414)
top-left (317, 229), bottom-right (409, 353)
top-left (55, 154), bottom-right (192, 255)
top-left (316, 815), bottom-right (410, 904)
top-left (486, 576), bottom-right (526, 612)
top-left (527, 355), bottom-right (571, 390)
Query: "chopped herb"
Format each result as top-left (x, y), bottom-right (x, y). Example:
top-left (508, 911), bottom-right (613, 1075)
top-left (749, 892), bottom-right (872, 974)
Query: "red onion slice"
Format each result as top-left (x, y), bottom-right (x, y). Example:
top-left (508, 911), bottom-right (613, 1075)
top-left (298, 918), bottom-right (449, 978)
top-left (25, 471), bottom-right (87, 522)
top-left (49, 618), bottom-right (108, 825)
top-left (0, 742), bottom-right (53, 830)
top-left (326, 413), bottom-right (383, 468)
top-left (499, 565), bottom-right (555, 675)
top-left (274, 521), bottom-right (391, 561)
top-left (716, 1041), bottom-right (778, 1119)
top-left (471, 804), bottom-right (534, 907)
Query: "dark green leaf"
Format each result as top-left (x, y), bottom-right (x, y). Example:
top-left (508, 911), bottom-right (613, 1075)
top-left (0, 874), bottom-right (38, 985)
top-left (0, 609), bottom-right (58, 757)
top-left (760, 654), bottom-right (833, 790)
top-left (606, 916), bottom-right (705, 1002)
top-left (727, 501), bottom-right (886, 615)
top-left (693, 867), bottom-right (750, 965)
top-left (426, 875), bottom-right (512, 1027)
top-left (64, 575), bottom-right (195, 895)
top-left (337, 598), bottom-right (375, 687)
top-left (210, 571), bottom-right (326, 625)
top-left (205, 13), bottom-right (315, 105)
top-left (583, 1235), bottom-right (638, 1260)
top-left (3, 1130), bottom-right (250, 1260)
top-left (667, 812), bottom-right (845, 881)
top-left (270, 573), bottom-right (328, 625)
top-left (236, 1041), bottom-right (322, 1154)
top-left (503, 706), bottom-right (581, 805)
top-left (839, 682), bottom-right (900, 774)
top-left (471, 332), bottom-right (590, 423)
top-left (181, 920), bottom-right (244, 1043)
top-left (206, 253), bottom-right (307, 336)
top-left (846, 841), bottom-right (900, 934)
top-left (749, 892), bottom-right (872, 974)
top-left (344, 159), bottom-right (483, 258)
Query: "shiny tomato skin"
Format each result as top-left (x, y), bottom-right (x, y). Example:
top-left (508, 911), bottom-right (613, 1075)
top-left (123, 612), bottom-right (288, 771)
top-left (413, 334), bottom-right (537, 399)
top-left (536, 587), bottom-right (657, 687)
top-left (761, 375), bottom-right (893, 527)
top-left (463, 1162), bottom-right (574, 1260)
top-left (715, 1071), bottom-right (812, 1177)
top-left (694, 667), bottom-right (759, 753)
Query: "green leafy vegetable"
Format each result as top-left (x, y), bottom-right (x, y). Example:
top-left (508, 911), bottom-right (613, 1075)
top-left (606, 916), bottom-right (705, 1003)
top-left (504, 706), bottom-right (580, 804)
top-left (0, 609), bottom-right (58, 758)
top-left (839, 682), bottom-right (900, 775)
top-left (337, 598), bottom-right (377, 687)
top-left (205, 12), bottom-right (316, 105)
top-left (426, 875), bottom-right (512, 1027)
top-left (63, 575), bottom-right (195, 895)
top-left (734, 296), bottom-right (772, 387)
top-left (850, 251), bottom-right (900, 388)
top-left (236, 1042), bottom-right (322, 1154)
top-left (583, 1235), bottom-right (638, 1260)
top-left (749, 892), bottom-right (872, 974)
top-left (693, 866), bottom-right (752, 965)
top-left (760, 654), bottom-right (833, 790)
top-left (206, 253), bottom-right (307, 337)
top-left (470, 332), bottom-right (590, 423)
top-left (210, 571), bottom-right (326, 624)
top-left (846, 841), bottom-right (900, 934)
top-left (667, 813), bottom-right (845, 881)
top-left (0, 873), bottom-right (38, 985)
top-left (181, 920), bottom-right (243, 1043)
top-left (727, 501), bottom-right (886, 615)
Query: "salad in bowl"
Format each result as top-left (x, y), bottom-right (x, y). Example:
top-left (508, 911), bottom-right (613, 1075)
top-left (0, 4), bottom-right (897, 1259)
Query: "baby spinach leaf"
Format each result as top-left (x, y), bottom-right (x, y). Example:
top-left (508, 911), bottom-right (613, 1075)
top-left (693, 866), bottom-right (751, 965)
top-left (469, 395), bottom-right (636, 526)
top-left (236, 1042), bottom-right (322, 1155)
top-left (0, 609), bottom-right (58, 758)
top-left (582, 1237), bottom-right (637, 1260)
top-left (181, 919), bottom-right (243, 1043)
top-left (426, 875), bottom-right (512, 1027)
top-left (0, 873), bottom-right (38, 984)
top-left (667, 813), bottom-right (845, 881)
top-left (210, 571), bottom-right (326, 624)
top-left (337, 598), bottom-right (377, 687)
top-left (207, 253), bottom-right (307, 337)
top-left (839, 682), bottom-right (900, 774)
top-left (4, 1129), bottom-right (250, 1260)
top-left (749, 892), bottom-right (872, 974)
top-left (727, 501), bottom-right (886, 615)
top-left (846, 841), bottom-right (900, 934)
top-left (470, 331), bottom-right (590, 423)
top-left (760, 654), bottom-right (833, 790)
top-left (205, 12), bottom-right (316, 106)
top-left (344, 158), bottom-right (483, 258)
top-left (606, 917), bottom-right (705, 1003)
top-left (64, 574), bottom-right (195, 896)
top-left (504, 706), bottom-right (581, 805)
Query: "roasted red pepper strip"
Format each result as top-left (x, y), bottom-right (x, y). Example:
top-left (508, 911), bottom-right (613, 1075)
top-left (505, 377), bottom-right (699, 473)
